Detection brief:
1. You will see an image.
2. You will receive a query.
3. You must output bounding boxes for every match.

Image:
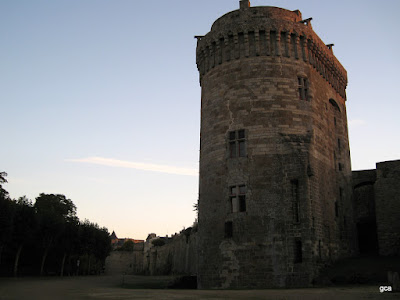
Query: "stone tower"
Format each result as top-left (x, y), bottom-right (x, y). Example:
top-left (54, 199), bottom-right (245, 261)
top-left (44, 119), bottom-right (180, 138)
top-left (196, 1), bottom-right (357, 288)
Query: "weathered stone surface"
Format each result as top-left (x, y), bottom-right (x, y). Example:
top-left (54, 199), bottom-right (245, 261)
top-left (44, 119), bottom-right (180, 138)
top-left (105, 242), bottom-right (144, 275)
top-left (144, 231), bottom-right (198, 276)
top-left (196, 2), bottom-right (356, 289)
top-left (375, 161), bottom-right (400, 256)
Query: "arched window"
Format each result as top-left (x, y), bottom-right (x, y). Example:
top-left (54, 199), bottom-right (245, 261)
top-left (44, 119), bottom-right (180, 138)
top-left (329, 98), bottom-right (341, 112)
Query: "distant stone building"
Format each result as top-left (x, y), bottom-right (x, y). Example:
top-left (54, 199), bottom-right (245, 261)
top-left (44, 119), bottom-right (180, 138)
top-left (110, 231), bottom-right (143, 250)
top-left (196, 1), bottom-right (357, 288)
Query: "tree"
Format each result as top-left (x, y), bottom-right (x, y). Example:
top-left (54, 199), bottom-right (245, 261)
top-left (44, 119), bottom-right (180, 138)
top-left (12, 196), bottom-right (36, 277)
top-left (0, 172), bottom-right (13, 269)
top-left (58, 217), bottom-right (79, 276)
top-left (0, 172), bottom-right (8, 198)
top-left (34, 193), bottom-right (77, 276)
top-left (118, 240), bottom-right (134, 251)
top-left (0, 198), bottom-right (14, 269)
top-left (152, 238), bottom-right (166, 247)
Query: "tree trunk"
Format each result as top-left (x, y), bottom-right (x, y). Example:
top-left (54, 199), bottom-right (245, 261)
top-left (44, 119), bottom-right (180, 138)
top-left (13, 244), bottom-right (23, 277)
top-left (40, 247), bottom-right (49, 276)
top-left (60, 252), bottom-right (67, 277)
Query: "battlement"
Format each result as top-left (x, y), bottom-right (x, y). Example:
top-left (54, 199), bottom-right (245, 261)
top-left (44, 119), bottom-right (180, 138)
top-left (196, 4), bottom-right (347, 99)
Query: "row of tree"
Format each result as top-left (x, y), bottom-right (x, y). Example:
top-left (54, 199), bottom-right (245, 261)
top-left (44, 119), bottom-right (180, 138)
top-left (0, 172), bottom-right (111, 277)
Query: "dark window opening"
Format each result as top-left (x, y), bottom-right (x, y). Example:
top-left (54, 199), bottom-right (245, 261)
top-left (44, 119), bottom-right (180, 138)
top-left (291, 179), bottom-right (300, 223)
top-left (294, 240), bottom-right (303, 263)
top-left (335, 201), bottom-right (339, 217)
top-left (329, 98), bottom-right (341, 112)
top-left (229, 131), bottom-right (236, 140)
top-left (298, 77), bottom-right (309, 100)
top-left (224, 221), bottom-right (233, 238)
top-left (338, 163), bottom-right (343, 171)
top-left (228, 130), bottom-right (246, 158)
top-left (238, 129), bottom-right (245, 139)
top-left (239, 195), bottom-right (246, 212)
top-left (338, 138), bottom-right (341, 150)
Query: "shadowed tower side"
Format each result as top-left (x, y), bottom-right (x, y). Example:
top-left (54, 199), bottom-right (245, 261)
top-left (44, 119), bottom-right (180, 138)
top-left (196, 0), bottom-right (356, 288)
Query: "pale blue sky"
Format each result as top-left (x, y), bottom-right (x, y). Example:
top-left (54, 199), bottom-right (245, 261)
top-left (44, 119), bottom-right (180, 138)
top-left (1, 0), bottom-right (399, 239)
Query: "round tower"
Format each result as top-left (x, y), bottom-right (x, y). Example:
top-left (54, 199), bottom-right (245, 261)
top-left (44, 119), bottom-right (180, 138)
top-left (196, 1), bottom-right (357, 288)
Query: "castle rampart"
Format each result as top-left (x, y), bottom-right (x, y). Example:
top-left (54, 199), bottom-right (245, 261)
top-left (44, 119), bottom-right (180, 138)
top-left (196, 5), bottom-right (347, 99)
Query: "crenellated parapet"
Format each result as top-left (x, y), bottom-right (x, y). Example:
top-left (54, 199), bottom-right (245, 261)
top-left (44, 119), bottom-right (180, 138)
top-left (196, 6), bottom-right (347, 99)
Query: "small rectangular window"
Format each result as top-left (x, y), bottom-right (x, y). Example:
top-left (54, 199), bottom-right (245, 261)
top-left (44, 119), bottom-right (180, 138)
top-left (298, 77), bottom-right (309, 101)
top-left (294, 240), bottom-right (302, 263)
top-left (291, 180), bottom-right (300, 223)
top-left (335, 201), bottom-right (339, 217)
top-left (230, 184), bottom-right (247, 213)
top-left (228, 129), bottom-right (246, 158)
top-left (224, 221), bottom-right (233, 238)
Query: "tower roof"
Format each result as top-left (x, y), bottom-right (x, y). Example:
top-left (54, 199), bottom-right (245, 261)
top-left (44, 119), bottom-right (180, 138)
top-left (110, 231), bottom-right (117, 239)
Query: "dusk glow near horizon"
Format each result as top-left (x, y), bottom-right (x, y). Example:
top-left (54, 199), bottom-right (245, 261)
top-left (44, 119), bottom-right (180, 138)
top-left (2, 0), bottom-right (399, 240)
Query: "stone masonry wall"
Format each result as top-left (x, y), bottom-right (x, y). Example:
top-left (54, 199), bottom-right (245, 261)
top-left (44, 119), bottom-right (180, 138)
top-left (375, 160), bottom-right (400, 256)
top-left (352, 170), bottom-right (377, 223)
top-left (105, 242), bottom-right (144, 275)
top-left (145, 231), bottom-right (198, 276)
top-left (196, 2), bottom-right (355, 289)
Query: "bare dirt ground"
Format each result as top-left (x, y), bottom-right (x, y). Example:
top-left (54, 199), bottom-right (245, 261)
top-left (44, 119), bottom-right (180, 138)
top-left (0, 275), bottom-right (397, 300)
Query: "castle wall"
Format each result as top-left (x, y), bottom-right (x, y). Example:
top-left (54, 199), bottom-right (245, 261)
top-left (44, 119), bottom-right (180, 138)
top-left (105, 242), bottom-right (144, 275)
top-left (352, 169), bottom-right (378, 254)
top-left (375, 160), bottom-right (400, 256)
top-left (352, 170), bottom-right (377, 223)
top-left (352, 161), bottom-right (400, 256)
top-left (144, 231), bottom-right (198, 276)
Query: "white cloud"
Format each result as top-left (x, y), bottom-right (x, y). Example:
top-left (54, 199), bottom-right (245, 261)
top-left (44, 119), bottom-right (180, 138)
top-left (66, 157), bottom-right (198, 176)
top-left (349, 119), bottom-right (366, 127)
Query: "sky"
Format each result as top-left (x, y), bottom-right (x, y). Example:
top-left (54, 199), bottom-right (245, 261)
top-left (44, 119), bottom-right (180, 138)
top-left (1, 0), bottom-right (399, 240)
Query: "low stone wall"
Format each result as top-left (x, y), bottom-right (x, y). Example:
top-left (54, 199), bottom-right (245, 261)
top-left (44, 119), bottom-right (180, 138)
top-left (106, 229), bottom-right (198, 276)
top-left (105, 243), bottom-right (144, 275)
top-left (146, 231), bottom-right (198, 276)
